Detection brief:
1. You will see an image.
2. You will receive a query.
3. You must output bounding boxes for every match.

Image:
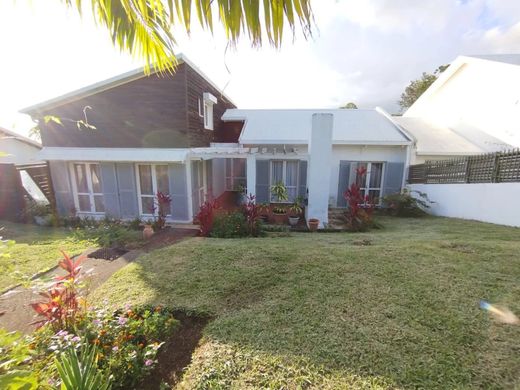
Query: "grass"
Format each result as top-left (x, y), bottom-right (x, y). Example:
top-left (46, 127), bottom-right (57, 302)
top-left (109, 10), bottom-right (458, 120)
top-left (0, 220), bottom-right (94, 291)
top-left (93, 216), bottom-right (520, 389)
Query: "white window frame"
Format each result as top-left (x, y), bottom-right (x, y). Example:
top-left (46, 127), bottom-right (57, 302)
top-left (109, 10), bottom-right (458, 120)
top-left (202, 92), bottom-right (217, 130)
top-left (69, 162), bottom-right (105, 215)
top-left (355, 162), bottom-right (385, 205)
top-left (225, 158), bottom-right (247, 191)
top-left (198, 98), bottom-right (204, 117)
top-left (135, 163), bottom-right (171, 217)
top-left (269, 160), bottom-right (299, 203)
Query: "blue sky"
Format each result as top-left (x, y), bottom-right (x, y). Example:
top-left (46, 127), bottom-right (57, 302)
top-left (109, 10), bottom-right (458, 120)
top-left (1, 0), bottom-right (520, 137)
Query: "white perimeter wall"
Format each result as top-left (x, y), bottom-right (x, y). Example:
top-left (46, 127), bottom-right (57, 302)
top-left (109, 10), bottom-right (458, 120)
top-left (329, 145), bottom-right (407, 206)
top-left (410, 183), bottom-right (520, 227)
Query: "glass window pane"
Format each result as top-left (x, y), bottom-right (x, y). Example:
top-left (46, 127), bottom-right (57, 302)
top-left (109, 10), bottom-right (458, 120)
top-left (78, 194), bottom-right (90, 212)
top-left (368, 189), bottom-right (380, 203)
top-left (225, 159), bottom-right (232, 177)
top-left (271, 161), bottom-right (283, 185)
top-left (155, 165), bottom-right (169, 195)
top-left (141, 197), bottom-right (154, 215)
top-left (233, 159), bottom-right (246, 178)
top-left (369, 163), bottom-right (383, 188)
top-left (356, 163), bottom-right (367, 188)
top-left (139, 165), bottom-right (153, 195)
top-left (287, 187), bottom-right (297, 202)
top-left (94, 195), bottom-right (105, 212)
top-left (225, 177), bottom-right (233, 191)
top-left (74, 164), bottom-right (88, 193)
top-left (286, 161), bottom-right (298, 187)
top-left (90, 164), bottom-right (103, 193)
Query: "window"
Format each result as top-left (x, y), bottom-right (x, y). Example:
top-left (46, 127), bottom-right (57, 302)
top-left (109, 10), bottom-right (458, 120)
top-left (202, 92), bottom-right (217, 130)
top-left (270, 160), bottom-right (299, 202)
top-left (136, 164), bottom-right (170, 216)
top-left (354, 162), bottom-right (384, 203)
top-left (71, 163), bottom-right (104, 213)
top-left (225, 158), bottom-right (246, 191)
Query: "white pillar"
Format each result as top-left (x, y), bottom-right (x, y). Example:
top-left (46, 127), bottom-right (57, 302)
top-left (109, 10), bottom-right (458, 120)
top-left (246, 154), bottom-right (256, 200)
top-left (306, 113), bottom-right (333, 228)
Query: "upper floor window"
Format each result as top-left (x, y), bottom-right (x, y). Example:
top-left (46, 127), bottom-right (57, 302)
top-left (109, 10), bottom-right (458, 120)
top-left (202, 92), bottom-right (217, 130)
top-left (70, 163), bottom-right (104, 213)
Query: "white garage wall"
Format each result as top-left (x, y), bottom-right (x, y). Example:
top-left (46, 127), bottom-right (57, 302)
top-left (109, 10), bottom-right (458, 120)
top-left (329, 145), bottom-right (407, 206)
top-left (410, 183), bottom-right (520, 227)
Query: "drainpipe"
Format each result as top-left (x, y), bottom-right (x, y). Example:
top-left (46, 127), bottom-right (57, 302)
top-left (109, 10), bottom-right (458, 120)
top-left (306, 113), bottom-right (334, 228)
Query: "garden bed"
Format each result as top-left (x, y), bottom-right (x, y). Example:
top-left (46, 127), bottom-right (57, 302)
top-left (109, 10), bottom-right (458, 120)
top-left (87, 247), bottom-right (128, 261)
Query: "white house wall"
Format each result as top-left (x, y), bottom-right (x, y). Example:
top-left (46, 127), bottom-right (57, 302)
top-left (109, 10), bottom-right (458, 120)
top-left (329, 145), bottom-right (407, 206)
top-left (407, 60), bottom-right (520, 148)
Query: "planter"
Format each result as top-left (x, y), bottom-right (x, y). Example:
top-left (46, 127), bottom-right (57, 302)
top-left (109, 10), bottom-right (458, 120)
top-left (308, 218), bottom-right (319, 232)
top-left (288, 216), bottom-right (300, 226)
top-left (34, 215), bottom-right (52, 226)
top-left (272, 212), bottom-right (287, 225)
top-left (143, 224), bottom-right (154, 239)
top-left (259, 215), bottom-right (269, 224)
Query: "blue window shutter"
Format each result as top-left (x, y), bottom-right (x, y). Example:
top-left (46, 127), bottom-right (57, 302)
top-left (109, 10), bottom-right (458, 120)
top-left (49, 161), bottom-right (74, 216)
top-left (298, 160), bottom-right (307, 198)
top-left (169, 163), bottom-right (189, 221)
top-left (116, 163), bottom-right (138, 219)
top-left (100, 163), bottom-right (120, 218)
top-left (337, 161), bottom-right (353, 208)
top-left (382, 162), bottom-right (405, 197)
top-left (256, 160), bottom-right (270, 203)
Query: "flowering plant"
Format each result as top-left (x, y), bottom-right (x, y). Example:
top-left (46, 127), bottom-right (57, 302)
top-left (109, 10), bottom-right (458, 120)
top-left (343, 166), bottom-right (376, 232)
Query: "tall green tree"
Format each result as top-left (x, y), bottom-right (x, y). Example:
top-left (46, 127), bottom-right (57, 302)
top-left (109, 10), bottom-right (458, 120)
top-left (56, 0), bottom-right (314, 72)
top-left (399, 65), bottom-right (449, 111)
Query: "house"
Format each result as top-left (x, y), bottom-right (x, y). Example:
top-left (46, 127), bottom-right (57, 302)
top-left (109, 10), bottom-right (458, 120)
top-left (394, 54), bottom-right (519, 164)
top-left (23, 55), bottom-right (412, 228)
top-left (0, 126), bottom-right (45, 220)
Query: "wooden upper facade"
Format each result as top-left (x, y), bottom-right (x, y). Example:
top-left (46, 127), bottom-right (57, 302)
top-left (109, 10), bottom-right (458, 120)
top-left (23, 61), bottom-right (236, 148)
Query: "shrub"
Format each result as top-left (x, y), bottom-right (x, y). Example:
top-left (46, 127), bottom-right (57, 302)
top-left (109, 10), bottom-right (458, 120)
top-left (0, 329), bottom-right (40, 389)
top-left (211, 212), bottom-right (250, 238)
top-left (73, 224), bottom-right (140, 249)
top-left (343, 166), bottom-right (376, 232)
top-left (153, 191), bottom-right (172, 231)
top-left (242, 194), bottom-right (262, 237)
top-left (195, 200), bottom-right (219, 237)
top-left (383, 189), bottom-right (433, 217)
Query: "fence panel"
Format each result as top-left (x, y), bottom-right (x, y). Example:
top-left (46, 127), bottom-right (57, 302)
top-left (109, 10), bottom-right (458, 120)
top-left (408, 149), bottom-right (520, 184)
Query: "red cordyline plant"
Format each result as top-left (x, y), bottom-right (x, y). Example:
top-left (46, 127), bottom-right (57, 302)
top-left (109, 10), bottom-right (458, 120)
top-left (242, 194), bottom-right (261, 236)
top-left (155, 191), bottom-right (172, 230)
top-left (31, 250), bottom-right (87, 330)
top-left (344, 166), bottom-right (376, 232)
top-left (196, 199), bottom-right (219, 236)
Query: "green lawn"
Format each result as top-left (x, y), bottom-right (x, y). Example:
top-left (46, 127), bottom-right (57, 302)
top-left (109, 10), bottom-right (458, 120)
top-left (0, 220), bottom-right (94, 291)
top-left (94, 217), bottom-right (520, 389)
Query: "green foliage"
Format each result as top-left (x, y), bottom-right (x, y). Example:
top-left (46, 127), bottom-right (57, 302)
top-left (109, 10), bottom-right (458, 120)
top-left (383, 189), bottom-right (433, 217)
top-left (0, 329), bottom-right (39, 390)
top-left (55, 343), bottom-right (111, 390)
top-left (340, 102), bottom-right (358, 109)
top-left (25, 201), bottom-right (52, 218)
top-left (399, 65), bottom-right (449, 110)
top-left (270, 181), bottom-right (289, 202)
top-left (73, 223), bottom-right (141, 249)
top-left (51, 0), bottom-right (313, 73)
top-left (211, 212), bottom-right (250, 238)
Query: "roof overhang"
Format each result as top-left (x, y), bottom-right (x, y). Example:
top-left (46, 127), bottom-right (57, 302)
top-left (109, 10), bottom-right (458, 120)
top-left (37, 147), bottom-right (189, 163)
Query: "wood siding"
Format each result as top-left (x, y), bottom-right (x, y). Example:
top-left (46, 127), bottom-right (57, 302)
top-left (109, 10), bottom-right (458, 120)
top-left (36, 62), bottom-right (235, 148)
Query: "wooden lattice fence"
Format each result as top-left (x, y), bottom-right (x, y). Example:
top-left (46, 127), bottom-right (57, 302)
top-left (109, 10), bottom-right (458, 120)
top-left (408, 149), bottom-right (520, 184)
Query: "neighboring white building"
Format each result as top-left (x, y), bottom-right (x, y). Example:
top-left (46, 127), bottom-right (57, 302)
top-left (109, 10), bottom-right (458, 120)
top-left (395, 54), bottom-right (519, 164)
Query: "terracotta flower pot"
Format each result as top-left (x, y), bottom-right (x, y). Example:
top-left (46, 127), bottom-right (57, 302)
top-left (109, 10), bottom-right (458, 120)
top-left (308, 218), bottom-right (319, 232)
top-left (143, 224), bottom-right (154, 239)
top-left (272, 212), bottom-right (287, 225)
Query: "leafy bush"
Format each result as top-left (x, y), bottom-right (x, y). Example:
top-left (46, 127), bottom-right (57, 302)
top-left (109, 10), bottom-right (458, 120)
top-left (211, 212), bottom-right (250, 238)
top-left (195, 200), bottom-right (219, 237)
top-left (383, 189), bottom-right (433, 217)
top-left (25, 201), bottom-right (52, 217)
top-left (73, 224), bottom-right (141, 249)
top-left (343, 166), bottom-right (376, 232)
top-left (242, 194), bottom-right (262, 237)
top-left (0, 329), bottom-right (39, 389)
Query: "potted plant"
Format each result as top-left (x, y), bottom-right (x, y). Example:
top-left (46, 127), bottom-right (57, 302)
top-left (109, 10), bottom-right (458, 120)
top-left (308, 218), bottom-right (319, 232)
top-left (288, 197), bottom-right (304, 226)
top-left (258, 203), bottom-right (270, 223)
top-left (143, 220), bottom-right (154, 239)
top-left (270, 182), bottom-right (288, 224)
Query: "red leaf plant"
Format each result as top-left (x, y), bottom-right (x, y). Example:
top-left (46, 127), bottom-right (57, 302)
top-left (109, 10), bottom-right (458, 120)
top-left (30, 250), bottom-right (87, 330)
top-left (195, 199), bottom-right (219, 237)
top-left (242, 194), bottom-right (261, 236)
top-left (155, 191), bottom-right (172, 230)
top-left (343, 166), bottom-right (376, 232)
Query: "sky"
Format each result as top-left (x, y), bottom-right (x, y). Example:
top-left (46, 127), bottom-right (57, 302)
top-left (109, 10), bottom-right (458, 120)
top-left (1, 0), bottom-right (520, 138)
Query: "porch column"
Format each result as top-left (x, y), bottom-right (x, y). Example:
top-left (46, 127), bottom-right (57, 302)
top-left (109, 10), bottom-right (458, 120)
top-left (306, 113), bottom-right (333, 228)
top-left (246, 154), bottom-right (256, 200)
